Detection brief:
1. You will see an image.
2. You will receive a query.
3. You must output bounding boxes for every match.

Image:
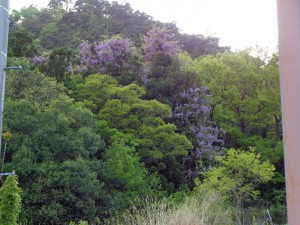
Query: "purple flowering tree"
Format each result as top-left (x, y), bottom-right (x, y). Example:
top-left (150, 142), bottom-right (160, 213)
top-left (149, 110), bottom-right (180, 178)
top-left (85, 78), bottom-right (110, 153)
top-left (173, 85), bottom-right (224, 184)
top-left (143, 26), bottom-right (179, 62)
top-left (140, 27), bottom-right (180, 83)
top-left (78, 36), bottom-right (137, 81)
top-left (29, 56), bottom-right (49, 65)
top-left (29, 56), bottom-right (49, 74)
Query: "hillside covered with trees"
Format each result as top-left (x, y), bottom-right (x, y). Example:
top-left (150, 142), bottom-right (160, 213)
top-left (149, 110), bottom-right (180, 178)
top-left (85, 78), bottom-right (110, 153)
top-left (1, 0), bottom-right (285, 224)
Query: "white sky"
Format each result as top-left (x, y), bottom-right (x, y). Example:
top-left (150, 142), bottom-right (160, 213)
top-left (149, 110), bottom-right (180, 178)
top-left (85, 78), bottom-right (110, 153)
top-left (9, 0), bottom-right (278, 52)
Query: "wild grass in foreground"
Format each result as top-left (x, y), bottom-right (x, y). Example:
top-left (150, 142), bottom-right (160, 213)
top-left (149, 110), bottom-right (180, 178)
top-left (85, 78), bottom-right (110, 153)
top-left (105, 191), bottom-right (233, 225)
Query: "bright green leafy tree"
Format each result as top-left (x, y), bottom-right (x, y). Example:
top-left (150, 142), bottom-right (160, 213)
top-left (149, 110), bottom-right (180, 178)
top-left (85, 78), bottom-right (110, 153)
top-left (0, 175), bottom-right (22, 225)
top-left (198, 148), bottom-right (274, 224)
top-left (103, 140), bottom-right (162, 211)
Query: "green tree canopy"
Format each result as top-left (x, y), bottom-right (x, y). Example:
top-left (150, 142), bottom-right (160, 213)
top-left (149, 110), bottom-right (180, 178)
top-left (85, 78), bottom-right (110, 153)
top-left (74, 74), bottom-right (192, 190)
top-left (189, 50), bottom-right (281, 148)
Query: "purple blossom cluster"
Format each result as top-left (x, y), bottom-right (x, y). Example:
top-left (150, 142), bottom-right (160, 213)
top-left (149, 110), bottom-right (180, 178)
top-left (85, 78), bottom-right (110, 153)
top-left (143, 27), bottom-right (180, 62)
top-left (65, 65), bottom-right (73, 73)
top-left (78, 41), bottom-right (93, 70)
top-left (173, 85), bottom-right (224, 183)
top-left (78, 37), bottom-right (136, 75)
top-left (29, 56), bottom-right (49, 65)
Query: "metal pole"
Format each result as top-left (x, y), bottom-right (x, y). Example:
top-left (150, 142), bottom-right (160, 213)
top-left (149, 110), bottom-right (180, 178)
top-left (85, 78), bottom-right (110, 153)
top-left (0, 172), bottom-right (15, 176)
top-left (277, 0), bottom-right (300, 224)
top-left (0, 0), bottom-right (9, 151)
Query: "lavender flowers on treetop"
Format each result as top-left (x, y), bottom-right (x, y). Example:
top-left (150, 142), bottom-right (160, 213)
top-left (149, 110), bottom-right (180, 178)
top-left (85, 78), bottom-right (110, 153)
top-left (78, 36), bottom-right (136, 76)
top-left (140, 26), bottom-right (180, 83)
top-left (143, 26), bottom-right (180, 62)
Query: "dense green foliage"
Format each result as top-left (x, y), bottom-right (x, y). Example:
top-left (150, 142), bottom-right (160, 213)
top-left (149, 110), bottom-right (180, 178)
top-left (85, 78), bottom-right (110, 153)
top-left (3, 0), bottom-right (285, 224)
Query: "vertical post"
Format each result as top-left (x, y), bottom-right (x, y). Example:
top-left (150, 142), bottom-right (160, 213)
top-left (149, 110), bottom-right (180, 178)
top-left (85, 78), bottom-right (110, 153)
top-left (277, 0), bottom-right (300, 224)
top-left (0, 0), bottom-right (9, 151)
